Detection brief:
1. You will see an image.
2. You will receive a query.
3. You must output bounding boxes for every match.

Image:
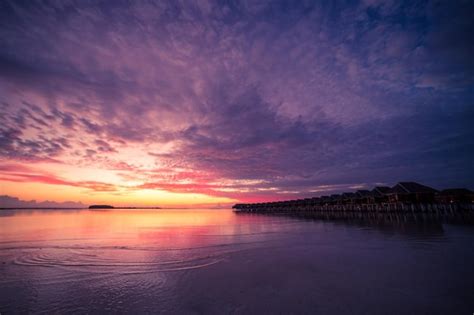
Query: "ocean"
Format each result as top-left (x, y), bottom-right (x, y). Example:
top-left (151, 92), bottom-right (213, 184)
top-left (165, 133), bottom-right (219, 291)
top-left (1, 209), bottom-right (473, 314)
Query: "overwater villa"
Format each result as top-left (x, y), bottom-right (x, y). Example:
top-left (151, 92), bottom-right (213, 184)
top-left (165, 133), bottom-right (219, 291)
top-left (233, 182), bottom-right (474, 213)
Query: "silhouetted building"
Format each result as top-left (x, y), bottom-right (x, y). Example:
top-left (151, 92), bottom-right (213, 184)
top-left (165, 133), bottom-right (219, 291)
top-left (232, 181), bottom-right (473, 213)
top-left (330, 194), bottom-right (342, 205)
top-left (320, 195), bottom-right (331, 205)
top-left (387, 182), bottom-right (437, 203)
top-left (370, 186), bottom-right (391, 203)
top-left (436, 189), bottom-right (473, 204)
top-left (355, 190), bottom-right (372, 204)
top-left (342, 192), bottom-right (357, 204)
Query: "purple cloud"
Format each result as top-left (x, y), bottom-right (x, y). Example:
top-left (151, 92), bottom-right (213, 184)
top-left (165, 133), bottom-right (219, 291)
top-left (0, 1), bottom-right (473, 202)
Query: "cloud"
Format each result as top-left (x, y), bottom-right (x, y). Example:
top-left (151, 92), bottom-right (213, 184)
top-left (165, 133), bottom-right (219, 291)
top-left (0, 164), bottom-right (118, 192)
top-left (0, 0), bottom-right (473, 204)
top-left (0, 195), bottom-right (85, 209)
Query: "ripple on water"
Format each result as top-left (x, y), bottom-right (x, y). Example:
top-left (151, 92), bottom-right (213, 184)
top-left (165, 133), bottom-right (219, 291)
top-left (11, 250), bottom-right (221, 274)
top-left (3, 239), bottom-right (273, 278)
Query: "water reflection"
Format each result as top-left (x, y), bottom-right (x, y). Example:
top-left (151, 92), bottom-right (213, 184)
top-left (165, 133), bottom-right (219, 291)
top-left (1, 209), bottom-right (474, 314)
top-left (0, 210), bottom-right (284, 277)
top-left (238, 209), bottom-right (474, 234)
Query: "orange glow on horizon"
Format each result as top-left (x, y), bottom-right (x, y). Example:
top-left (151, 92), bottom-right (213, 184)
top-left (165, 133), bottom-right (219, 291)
top-left (0, 178), bottom-right (237, 207)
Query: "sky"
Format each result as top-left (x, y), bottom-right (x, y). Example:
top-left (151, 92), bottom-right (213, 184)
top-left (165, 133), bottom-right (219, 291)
top-left (0, 0), bottom-right (473, 208)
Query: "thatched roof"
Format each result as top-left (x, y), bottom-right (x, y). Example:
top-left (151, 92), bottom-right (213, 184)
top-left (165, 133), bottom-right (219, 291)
top-left (372, 186), bottom-right (391, 195)
top-left (390, 182), bottom-right (437, 194)
top-left (356, 190), bottom-right (372, 197)
top-left (341, 192), bottom-right (356, 198)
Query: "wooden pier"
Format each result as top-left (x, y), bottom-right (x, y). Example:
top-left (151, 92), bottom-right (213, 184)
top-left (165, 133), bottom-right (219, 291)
top-left (233, 202), bottom-right (474, 214)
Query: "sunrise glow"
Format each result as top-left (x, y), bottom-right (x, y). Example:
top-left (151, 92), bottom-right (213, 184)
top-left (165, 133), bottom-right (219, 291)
top-left (1, 1), bottom-right (473, 208)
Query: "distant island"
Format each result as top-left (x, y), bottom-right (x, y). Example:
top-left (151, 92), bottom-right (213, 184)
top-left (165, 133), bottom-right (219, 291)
top-left (89, 205), bottom-right (114, 209)
top-left (88, 205), bottom-right (161, 209)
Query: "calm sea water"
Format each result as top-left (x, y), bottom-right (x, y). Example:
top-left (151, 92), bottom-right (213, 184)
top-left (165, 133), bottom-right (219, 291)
top-left (1, 209), bottom-right (473, 314)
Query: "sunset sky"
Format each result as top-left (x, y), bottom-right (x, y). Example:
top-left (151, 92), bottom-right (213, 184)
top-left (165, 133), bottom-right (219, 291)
top-left (1, 1), bottom-right (473, 207)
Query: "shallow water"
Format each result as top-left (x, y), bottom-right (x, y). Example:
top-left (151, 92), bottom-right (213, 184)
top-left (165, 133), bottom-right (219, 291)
top-left (1, 209), bottom-right (473, 314)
